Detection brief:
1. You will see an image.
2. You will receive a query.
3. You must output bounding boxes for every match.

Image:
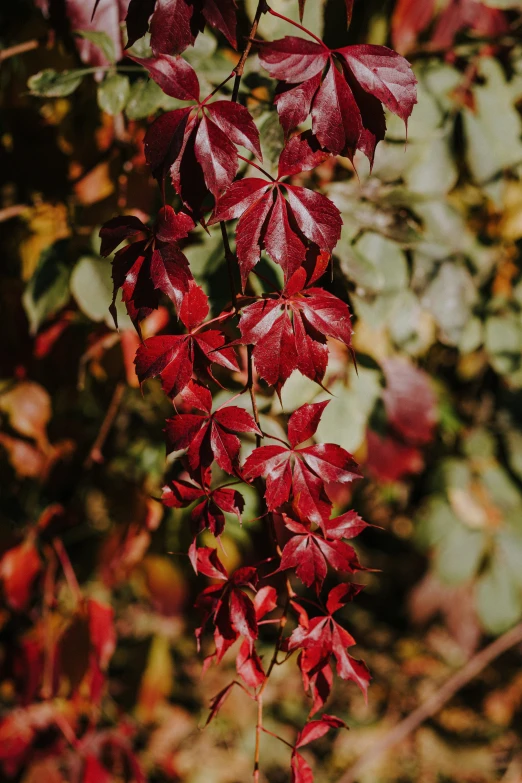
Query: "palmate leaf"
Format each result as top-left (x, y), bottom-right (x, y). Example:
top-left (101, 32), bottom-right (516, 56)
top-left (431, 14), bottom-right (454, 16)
top-left (99, 206), bottom-right (194, 330)
top-left (165, 381), bottom-right (262, 474)
top-left (135, 280), bottom-right (238, 398)
top-left (209, 174), bottom-right (342, 290)
top-left (237, 269), bottom-right (353, 391)
top-left (140, 60), bottom-right (261, 214)
top-left (260, 37), bottom-right (417, 166)
top-left (243, 402), bottom-right (361, 524)
top-left (162, 465), bottom-right (244, 539)
top-left (288, 585), bottom-right (371, 703)
top-left (279, 515), bottom-right (361, 593)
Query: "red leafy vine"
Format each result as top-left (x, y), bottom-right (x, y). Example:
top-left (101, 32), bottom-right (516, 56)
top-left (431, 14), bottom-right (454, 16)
top-left (97, 1), bottom-right (418, 779)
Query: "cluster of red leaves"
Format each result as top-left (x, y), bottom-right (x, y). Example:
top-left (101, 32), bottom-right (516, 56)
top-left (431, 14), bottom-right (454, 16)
top-left (0, 506), bottom-right (135, 781)
top-left (91, 0), bottom-right (418, 777)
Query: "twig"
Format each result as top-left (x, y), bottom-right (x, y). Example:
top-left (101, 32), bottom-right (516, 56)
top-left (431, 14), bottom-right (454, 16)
top-left (266, 7), bottom-right (327, 47)
top-left (231, 0), bottom-right (268, 102)
top-left (0, 204), bottom-right (29, 222)
top-left (0, 39), bottom-right (39, 63)
top-left (53, 538), bottom-right (82, 605)
top-left (338, 622), bottom-right (522, 783)
top-left (84, 382), bottom-right (125, 468)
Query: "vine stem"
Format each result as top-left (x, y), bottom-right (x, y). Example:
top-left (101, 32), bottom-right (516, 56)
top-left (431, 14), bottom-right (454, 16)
top-left (53, 538), bottom-right (82, 604)
top-left (84, 382), bottom-right (125, 468)
top-left (0, 39), bottom-right (39, 62)
top-left (232, 0), bottom-right (269, 102)
top-left (338, 622), bottom-right (522, 783)
top-left (266, 7), bottom-right (327, 47)
top-left (237, 153), bottom-right (276, 182)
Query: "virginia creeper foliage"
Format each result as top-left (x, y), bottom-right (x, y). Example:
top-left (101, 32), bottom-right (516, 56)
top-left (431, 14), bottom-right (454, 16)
top-left (1, 1), bottom-right (417, 780)
top-left (93, 1), bottom-right (416, 779)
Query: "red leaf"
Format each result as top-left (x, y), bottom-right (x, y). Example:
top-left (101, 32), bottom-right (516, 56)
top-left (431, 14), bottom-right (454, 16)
top-left (365, 429), bottom-right (424, 482)
top-left (279, 521), bottom-right (360, 592)
top-left (201, 0), bottom-right (238, 48)
top-left (260, 37), bottom-right (417, 163)
top-left (193, 546), bottom-right (228, 579)
top-left (285, 185), bottom-right (342, 254)
top-left (322, 510), bottom-right (369, 540)
top-left (254, 585), bottom-right (278, 619)
top-left (288, 585), bottom-right (371, 698)
top-left (211, 178), bottom-right (341, 289)
top-left (243, 404), bottom-right (360, 523)
top-left (128, 53), bottom-right (200, 101)
top-left (259, 37), bottom-right (328, 82)
top-left (278, 132), bottom-right (330, 179)
top-left (194, 115), bottom-right (239, 198)
top-left (326, 583), bottom-right (364, 614)
top-left (275, 73), bottom-right (323, 136)
top-left (391, 0), bottom-right (436, 54)
top-left (155, 204), bottom-right (195, 242)
top-left (179, 280), bottom-right (209, 330)
top-left (99, 215), bottom-right (146, 256)
top-left (149, 0), bottom-right (196, 55)
top-left (264, 190), bottom-right (306, 281)
top-left (87, 599), bottom-right (115, 671)
top-left (238, 285), bottom-right (352, 389)
top-left (229, 589), bottom-right (258, 641)
top-left (312, 63), bottom-right (361, 157)
top-left (236, 639), bottom-right (265, 688)
top-left (291, 752), bottom-right (314, 783)
top-left (205, 681), bottom-right (235, 725)
top-left (100, 209), bottom-right (193, 330)
top-left (206, 101), bottom-right (262, 161)
top-left (144, 108), bottom-right (192, 182)
top-left (381, 358), bottom-right (437, 444)
top-left (125, 0), bottom-right (157, 49)
top-left (84, 756), bottom-right (112, 783)
top-left (287, 401), bottom-right (329, 448)
top-left (337, 45), bottom-right (417, 125)
top-left (295, 715), bottom-right (346, 748)
top-left (165, 385), bottom-right (260, 473)
top-left (0, 540), bottom-right (41, 612)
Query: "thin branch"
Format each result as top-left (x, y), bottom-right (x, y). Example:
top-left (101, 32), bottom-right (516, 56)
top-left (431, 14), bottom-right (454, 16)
top-left (266, 7), bottom-right (327, 47)
top-left (220, 222), bottom-right (239, 311)
top-left (0, 39), bottom-right (39, 63)
top-left (53, 538), bottom-right (82, 605)
top-left (232, 0), bottom-right (269, 102)
top-left (338, 622), bottom-right (522, 783)
top-left (237, 153), bottom-right (276, 181)
top-left (0, 204), bottom-right (29, 222)
top-left (84, 382), bottom-right (125, 468)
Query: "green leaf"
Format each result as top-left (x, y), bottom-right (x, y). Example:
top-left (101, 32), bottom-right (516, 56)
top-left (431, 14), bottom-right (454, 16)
top-left (476, 559), bottom-right (522, 634)
top-left (434, 522), bottom-right (485, 585)
top-left (22, 240), bottom-right (71, 334)
top-left (98, 73), bottom-right (130, 115)
top-left (70, 256), bottom-right (132, 330)
top-left (485, 315), bottom-right (522, 356)
top-left (125, 78), bottom-right (165, 120)
top-left (463, 58), bottom-right (522, 183)
top-left (316, 369), bottom-right (381, 454)
top-left (28, 69), bottom-right (84, 97)
top-left (259, 111), bottom-right (285, 174)
top-left (74, 29), bottom-right (116, 63)
top-left (355, 233), bottom-right (408, 292)
top-left (422, 263), bottom-right (477, 346)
